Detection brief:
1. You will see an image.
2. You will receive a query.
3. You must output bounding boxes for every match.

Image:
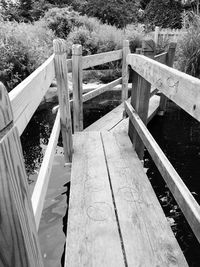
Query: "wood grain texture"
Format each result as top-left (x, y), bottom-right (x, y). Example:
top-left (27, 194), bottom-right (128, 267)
top-left (102, 131), bottom-right (188, 266)
top-left (72, 44), bottom-right (83, 132)
top-left (9, 55), bottom-right (55, 136)
top-left (65, 132), bottom-right (125, 267)
top-left (121, 40), bottom-right (130, 103)
top-left (0, 82), bottom-right (13, 133)
top-left (53, 39), bottom-right (73, 163)
top-left (82, 50), bottom-right (122, 69)
top-left (83, 78), bottom-right (122, 103)
top-left (127, 53), bottom-right (200, 122)
top-left (125, 100), bottom-right (200, 244)
top-left (31, 110), bottom-right (61, 229)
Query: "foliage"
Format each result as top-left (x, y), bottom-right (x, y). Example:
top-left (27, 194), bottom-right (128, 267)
top-left (83, 0), bottom-right (140, 28)
top-left (0, 20), bottom-right (54, 91)
top-left (144, 0), bottom-right (183, 29)
top-left (176, 11), bottom-right (200, 78)
top-left (43, 7), bottom-right (83, 39)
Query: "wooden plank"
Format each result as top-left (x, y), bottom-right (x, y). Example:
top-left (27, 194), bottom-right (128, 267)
top-left (0, 85), bottom-right (43, 267)
top-left (72, 44), bottom-right (83, 132)
top-left (0, 82), bottom-right (13, 132)
top-left (154, 51), bottom-right (167, 64)
top-left (83, 78), bottom-right (122, 103)
top-left (53, 39), bottom-right (73, 163)
top-left (65, 132), bottom-right (125, 267)
top-left (111, 95), bottom-right (160, 134)
top-left (82, 50), bottom-right (122, 69)
top-left (127, 53), bottom-right (200, 122)
top-left (125, 100), bottom-right (200, 244)
top-left (154, 26), bottom-right (160, 46)
top-left (9, 54), bottom-right (55, 136)
top-left (31, 110), bottom-right (61, 230)
top-left (121, 40), bottom-right (130, 103)
top-left (101, 131), bottom-right (188, 266)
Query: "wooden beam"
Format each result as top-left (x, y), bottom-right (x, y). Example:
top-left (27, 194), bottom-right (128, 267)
top-left (72, 44), bottom-right (83, 132)
top-left (82, 50), bottom-right (122, 69)
top-left (9, 55), bottom-right (55, 136)
top-left (83, 78), bottom-right (122, 103)
top-left (53, 39), bottom-right (73, 163)
top-left (0, 85), bottom-right (43, 267)
top-left (127, 53), bottom-right (200, 122)
top-left (125, 100), bottom-right (200, 244)
top-left (31, 110), bottom-right (61, 230)
top-left (154, 51), bottom-right (167, 64)
top-left (121, 40), bottom-right (130, 103)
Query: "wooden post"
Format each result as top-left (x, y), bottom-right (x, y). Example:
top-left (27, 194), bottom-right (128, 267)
top-left (158, 42), bottom-right (177, 116)
top-left (121, 40), bottom-right (130, 104)
top-left (0, 82), bottom-right (44, 267)
top-left (53, 39), bottom-right (73, 163)
top-left (154, 26), bottom-right (160, 47)
top-left (72, 44), bottom-right (83, 132)
top-left (128, 39), bottom-right (155, 160)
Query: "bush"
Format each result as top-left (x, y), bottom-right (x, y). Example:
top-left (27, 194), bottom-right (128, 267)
top-left (176, 12), bottom-right (200, 78)
top-left (43, 7), bottom-right (83, 39)
top-left (0, 20), bottom-right (54, 91)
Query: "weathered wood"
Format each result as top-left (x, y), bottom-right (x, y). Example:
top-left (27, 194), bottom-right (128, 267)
top-left (102, 131), bottom-right (188, 266)
top-left (154, 26), bottom-right (160, 46)
top-left (9, 55), bottom-right (55, 136)
top-left (65, 132), bottom-right (124, 267)
top-left (158, 42), bottom-right (177, 115)
top-left (72, 44), bottom-right (83, 132)
top-left (82, 49), bottom-right (122, 69)
top-left (127, 53), bottom-right (200, 122)
top-left (0, 82), bottom-right (13, 133)
top-left (128, 40), bottom-right (154, 160)
top-left (0, 86), bottom-right (43, 267)
top-left (31, 110), bottom-right (61, 230)
top-left (125, 100), bottom-right (200, 244)
top-left (83, 78), bottom-right (122, 103)
top-left (53, 39), bottom-right (73, 162)
top-left (121, 40), bottom-right (130, 103)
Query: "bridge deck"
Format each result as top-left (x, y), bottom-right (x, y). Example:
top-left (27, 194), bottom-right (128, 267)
top-left (64, 130), bottom-right (188, 266)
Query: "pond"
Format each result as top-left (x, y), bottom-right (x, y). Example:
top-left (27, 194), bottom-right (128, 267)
top-left (21, 92), bottom-right (200, 266)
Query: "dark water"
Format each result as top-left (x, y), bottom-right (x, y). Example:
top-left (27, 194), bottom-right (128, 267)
top-left (21, 93), bottom-right (200, 266)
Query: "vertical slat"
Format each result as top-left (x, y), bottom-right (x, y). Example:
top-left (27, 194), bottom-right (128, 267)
top-left (72, 44), bottom-right (83, 132)
top-left (128, 39), bottom-right (154, 160)
top-left (0, 84), bottom-right (43, 267)
top-left (121, 40), bottom-right (130, 104)
top-left (154, 26), bottom-right (160, 47)
top-left (158, 42), bottom-right (177, 116)
top-left (53, 39), bottom-right (73, 162)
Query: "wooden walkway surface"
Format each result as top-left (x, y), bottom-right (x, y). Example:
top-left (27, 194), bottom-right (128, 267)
top-left (64, 95), bottom-right (188, 266)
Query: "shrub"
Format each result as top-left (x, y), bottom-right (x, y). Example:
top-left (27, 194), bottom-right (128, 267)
top-left (0, 20), bottom-right (54, 91)
top-left (176, 12), bottom-right (200, 78)
top-left (43, 7), bottom-right (83, 39)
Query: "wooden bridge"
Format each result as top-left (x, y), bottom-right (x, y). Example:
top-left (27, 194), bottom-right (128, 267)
top-left (1, 37), bottom-right (200, 266)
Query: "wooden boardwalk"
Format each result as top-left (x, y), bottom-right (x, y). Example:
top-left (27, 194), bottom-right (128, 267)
top-left (65, 129), bottom-right (188, 266)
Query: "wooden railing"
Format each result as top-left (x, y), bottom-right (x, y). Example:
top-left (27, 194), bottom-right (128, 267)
top-left (126, 45), bottom-right (200, 245)
top-left (0, 36), bottom-right (179, 265)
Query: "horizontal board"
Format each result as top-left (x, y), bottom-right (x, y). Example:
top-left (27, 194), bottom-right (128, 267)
top-left (125, 100), bottom-right (200, 243)
top-left (102, 131), bottom-right (188, 266)
top-left (127, 54), bottom-right (200, 122)
top-left (31, 110), bottom-right (61, 230)
top-left (83, 78), bottom-right (122, 103)
top-left (82, 50), bottom-right (122, 69)
top-left (65, 132), bottom-right (124, 266)
top-left (9, 55), bottom-right (55, 136)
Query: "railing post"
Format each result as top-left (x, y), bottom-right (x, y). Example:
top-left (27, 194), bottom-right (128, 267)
top-left (122, 40), bottom-right (130, 106)
top-left (0, 82), bottom-right (44, 267)
top-left (158, 42), bottom-right (177, 116)
top-left (154, 26), bottom-right (160, 47)
top-left (72, 44), bottom-right (83, 132)
top-left (53, 39), bottom-right (73, 163)
top-left (128, 39), bottom-right (155, 160)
